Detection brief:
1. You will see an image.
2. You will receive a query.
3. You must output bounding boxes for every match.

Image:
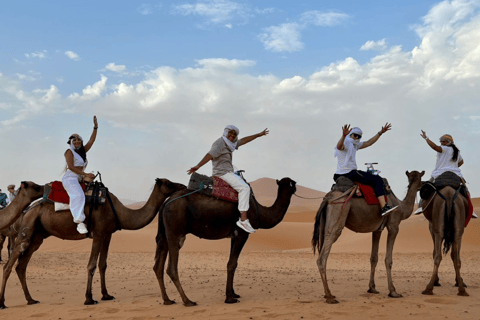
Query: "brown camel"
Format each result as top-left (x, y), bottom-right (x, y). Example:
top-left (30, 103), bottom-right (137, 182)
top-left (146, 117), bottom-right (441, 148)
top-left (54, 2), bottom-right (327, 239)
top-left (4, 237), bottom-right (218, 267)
top-left (0, 234), bottom-right (5, 262)
top-left (0, 178), bottom-right (185, 309)
top-left (153, 177), bottom-right (297, 306)
top-left (421, 186), bottom-right (468, 296)
top-left (312, 171), bottom-right (424, 304)
top-left (0, 182), bottom-right (44, 231)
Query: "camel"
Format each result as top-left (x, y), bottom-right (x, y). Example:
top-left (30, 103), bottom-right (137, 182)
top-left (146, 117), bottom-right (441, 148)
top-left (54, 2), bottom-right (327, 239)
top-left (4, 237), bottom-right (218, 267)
top-left (421, 186), bottom-right (468, 296)
top-left (0, 178), bottom-right (185, 309)
top-left (153, 177), bottom-right (297, 306)
top-left (312, 170), bottom-right (424, 304)
top-left (0, 182), bottom-right (44, 231)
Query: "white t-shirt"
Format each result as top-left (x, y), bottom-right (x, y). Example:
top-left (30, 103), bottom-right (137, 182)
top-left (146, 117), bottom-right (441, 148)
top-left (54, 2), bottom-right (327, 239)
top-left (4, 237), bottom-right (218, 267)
top-left (431, 146), bottom-right (463, 179)
top-left (335, 141), bottom-right (364, 174)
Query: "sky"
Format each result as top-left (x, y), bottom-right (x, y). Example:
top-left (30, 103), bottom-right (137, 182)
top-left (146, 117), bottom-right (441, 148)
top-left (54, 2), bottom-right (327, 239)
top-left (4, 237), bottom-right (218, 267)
top-left (1, 0), bottom-right (480, 202)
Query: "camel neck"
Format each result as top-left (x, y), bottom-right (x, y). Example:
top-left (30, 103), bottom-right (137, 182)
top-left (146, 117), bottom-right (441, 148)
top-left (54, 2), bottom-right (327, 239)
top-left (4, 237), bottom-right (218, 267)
top-left (398, 180), bottom-right (421, 220)
top-left (257, 186), bottom-right (292, 229)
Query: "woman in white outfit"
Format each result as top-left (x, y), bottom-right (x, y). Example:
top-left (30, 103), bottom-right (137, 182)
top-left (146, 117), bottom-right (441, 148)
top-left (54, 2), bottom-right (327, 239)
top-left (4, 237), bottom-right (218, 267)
top-left (62, 116), bottom-right (98, 234)
top-left (187, 125), bottom-right (269, 234)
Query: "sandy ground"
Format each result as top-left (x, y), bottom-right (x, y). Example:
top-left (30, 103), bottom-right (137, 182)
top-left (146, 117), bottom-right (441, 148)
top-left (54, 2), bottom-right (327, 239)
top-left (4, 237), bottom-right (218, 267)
top-left (0, 179), bottom-right (479, 320)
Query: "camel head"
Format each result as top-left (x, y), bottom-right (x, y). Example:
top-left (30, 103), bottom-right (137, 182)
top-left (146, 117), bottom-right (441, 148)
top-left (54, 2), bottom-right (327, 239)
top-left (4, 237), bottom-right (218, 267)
top-left (276, 177), bottom-right (297, 195)
top-left (155, 178), bottom-right (187, 196)
top-left (405, 171), bottom-right (425, 190)
top-left (19, 181), bottom-right (44, 199)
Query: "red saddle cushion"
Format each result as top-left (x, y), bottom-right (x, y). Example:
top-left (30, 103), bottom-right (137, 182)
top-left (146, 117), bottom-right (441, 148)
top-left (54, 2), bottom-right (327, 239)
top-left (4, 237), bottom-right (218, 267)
top-left (48, 181), bottom-right (86, 204)
top-left (355, 182), bottom-right (385, 205)
top-left (212, 177), bottom-right (239, 202)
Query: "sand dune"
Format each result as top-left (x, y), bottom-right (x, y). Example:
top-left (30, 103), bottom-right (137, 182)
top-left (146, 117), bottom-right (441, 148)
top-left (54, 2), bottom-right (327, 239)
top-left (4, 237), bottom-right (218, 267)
top-left (0, 178), bottom-right (479, 319)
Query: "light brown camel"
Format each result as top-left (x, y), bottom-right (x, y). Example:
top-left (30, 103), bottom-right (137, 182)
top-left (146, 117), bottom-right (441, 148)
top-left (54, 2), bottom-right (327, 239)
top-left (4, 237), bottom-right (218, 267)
top-left (0, 178), bottom-right (185, 309)
top-left (312, 171), bottom-right (424, 304)
top-left (421, 186), bottom-right (468, 296)
top-left (0, 182), bottom-right (44, 231)
top-left (153, 177), bottom-right (297, 306)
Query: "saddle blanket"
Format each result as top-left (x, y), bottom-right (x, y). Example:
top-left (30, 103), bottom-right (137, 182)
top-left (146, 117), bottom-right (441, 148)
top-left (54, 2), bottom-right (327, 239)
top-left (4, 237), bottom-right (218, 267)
top-left (47, 181), bottom-right (86, 204)
top-left (212, 176), bottom-right (239, 202)
top-left (355, 183), bottom-right (381, 205)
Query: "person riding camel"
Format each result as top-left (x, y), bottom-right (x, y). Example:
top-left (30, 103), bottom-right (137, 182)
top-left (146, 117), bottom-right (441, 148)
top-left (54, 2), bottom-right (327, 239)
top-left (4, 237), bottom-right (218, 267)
top-left (187, 125), bottom-right (269, 234)
top-left (334, 123), bottom-right (398, 216)
top-left (0, 189), bottom-right (8, 208)
top-left (62, 116), bottom-right (98, 234)
top-left (7, 185), bottom-right (17, 203)
top-left (415, 131), bottom-right (477, 219)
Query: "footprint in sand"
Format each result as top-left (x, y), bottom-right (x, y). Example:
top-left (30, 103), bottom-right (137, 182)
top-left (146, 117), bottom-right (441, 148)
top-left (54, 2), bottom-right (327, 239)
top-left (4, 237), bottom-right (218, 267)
top-left (28, 313), bottom-right (48, 318)
top-left (424, 298), bottom-right (459, 305)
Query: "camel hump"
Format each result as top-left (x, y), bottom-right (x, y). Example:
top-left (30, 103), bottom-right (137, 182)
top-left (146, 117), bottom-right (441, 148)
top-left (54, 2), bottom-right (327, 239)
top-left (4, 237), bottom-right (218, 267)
top-left (187, 172), bottom-right (240, 203)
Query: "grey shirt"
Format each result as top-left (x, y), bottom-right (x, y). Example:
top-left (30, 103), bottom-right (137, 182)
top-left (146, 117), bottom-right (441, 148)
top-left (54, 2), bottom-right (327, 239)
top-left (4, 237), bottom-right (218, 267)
top-left (208, 137), bottom-right (242, 176)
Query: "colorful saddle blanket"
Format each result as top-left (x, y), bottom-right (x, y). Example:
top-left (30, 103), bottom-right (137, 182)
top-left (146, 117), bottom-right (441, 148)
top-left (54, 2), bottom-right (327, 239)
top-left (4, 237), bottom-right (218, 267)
top-left (188, 173), bottom-right (239, 202)
top-left (332, 176), bottom-right (389, 206)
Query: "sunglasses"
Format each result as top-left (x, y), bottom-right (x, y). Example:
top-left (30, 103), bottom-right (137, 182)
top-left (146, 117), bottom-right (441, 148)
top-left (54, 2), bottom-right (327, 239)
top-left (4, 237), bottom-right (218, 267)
top-left (352, 133), bottom-right (362, 139)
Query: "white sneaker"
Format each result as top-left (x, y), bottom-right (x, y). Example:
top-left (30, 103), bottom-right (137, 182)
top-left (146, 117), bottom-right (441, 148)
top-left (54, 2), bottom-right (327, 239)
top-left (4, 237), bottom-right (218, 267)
top-left (413, 207), bottom-right (423, 215)
top-left (77, 223), bottom-right (88, 234)
top-left (236, 219), bottom-right (256, 234)
top-left (473, 212), bottom-right (478, 219)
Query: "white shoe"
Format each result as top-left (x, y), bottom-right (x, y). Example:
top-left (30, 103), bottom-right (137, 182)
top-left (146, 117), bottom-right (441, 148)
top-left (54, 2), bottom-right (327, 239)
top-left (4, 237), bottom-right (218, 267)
top-left (473, 212), bottom-right (478, 219)
top-left (381, 205), bottom-right (398, 217)
top-left (236, 219), bottom-right (255, 234)
top-left (413, 207), bottom-right (423, 215)
top-left (77, 223), bottom-right (88, 234)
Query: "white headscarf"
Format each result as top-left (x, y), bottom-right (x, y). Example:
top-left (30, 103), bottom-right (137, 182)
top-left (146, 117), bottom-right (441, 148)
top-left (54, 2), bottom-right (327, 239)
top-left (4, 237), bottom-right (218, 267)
top-left (222, 125), bottom-right (240, 152)
top-left (334, 127), bottom-right (363, 168)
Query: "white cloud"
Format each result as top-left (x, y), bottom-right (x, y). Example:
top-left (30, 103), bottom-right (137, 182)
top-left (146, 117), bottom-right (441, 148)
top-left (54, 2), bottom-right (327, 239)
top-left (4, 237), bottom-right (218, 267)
top-left (103, 63), bottom-right (127, 73)
top-left (225, 23), bottom-right (232, 28)
top-left (25, 50), bottom-right (47, 59)
top-left (299, 11), bottom-right (350, 27)
top-left (171, 0), bottom-right (251, 26)
top-left (68, 75), bottom-right (108, 101)
top-left (360, 39), bottom-right (388, 51)
top-left (65, 51), bottom-right (80, 61)
top-left (16, 73), bottom-right (36, 81)
top-left (137, 4), bottom-right (154, 15)
top-left (195, 58), bottom-right (255, 69)
top-left (259, 23), bottom-right (304, 52)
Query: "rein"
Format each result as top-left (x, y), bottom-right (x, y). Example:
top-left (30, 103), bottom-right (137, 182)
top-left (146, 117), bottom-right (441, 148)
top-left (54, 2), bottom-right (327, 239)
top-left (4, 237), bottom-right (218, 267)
top-left (163, 183), bottom-right (206, 209)
top-left (293, 193), bottom-right (324, 200)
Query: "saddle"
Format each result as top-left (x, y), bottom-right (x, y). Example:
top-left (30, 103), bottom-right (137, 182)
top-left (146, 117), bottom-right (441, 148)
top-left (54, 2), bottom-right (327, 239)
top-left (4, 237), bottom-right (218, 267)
top-left (331, 176), bottom-right (391, 205)
top-left (188, 172), bottom-right (239, 202)
top-left (43, 181), bottom-right (107, 210)
top-left (420, 171), bottom-right (466, 200)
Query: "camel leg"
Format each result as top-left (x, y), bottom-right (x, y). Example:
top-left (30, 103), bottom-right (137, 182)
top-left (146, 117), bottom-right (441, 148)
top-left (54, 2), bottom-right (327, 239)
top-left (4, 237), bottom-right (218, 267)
top-left (384, 225), bottom-right (402, 298)
top-left (0, 234), bottom-right (5, 262)
top-left (367, 231), bottom-right (382, 294)
top-left (316, 209), bottom-right (347, 304)
top-left (422, 230), bottom-right (443, 295)
top-left (225, 234), bottom-right (249, 303)
top-left (166, 236), bottom-right (196, 306)
top-left (429, 224), bottom-right (441, 287)
top-left (98, 233), bottom-right (114, 301)
top-left (15, 232), bottom-right (44, 305)
top-left (84, 236), bottom-right (104, 305)
top-left (451, 236), bottom-right (468, 296)
top-left (153, 231), bottom-right (175, 305)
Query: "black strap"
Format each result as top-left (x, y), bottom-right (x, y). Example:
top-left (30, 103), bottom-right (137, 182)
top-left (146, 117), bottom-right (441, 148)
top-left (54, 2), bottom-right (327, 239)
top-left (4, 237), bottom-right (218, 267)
top-left (105, 188), bottom-right (121, 231)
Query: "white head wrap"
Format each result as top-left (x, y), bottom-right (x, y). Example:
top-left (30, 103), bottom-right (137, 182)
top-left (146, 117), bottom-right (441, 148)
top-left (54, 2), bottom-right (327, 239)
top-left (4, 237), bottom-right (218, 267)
top-left (222, 125), bottom-right (240, 152)
top-left (334, 127), bottom-right (363, 168)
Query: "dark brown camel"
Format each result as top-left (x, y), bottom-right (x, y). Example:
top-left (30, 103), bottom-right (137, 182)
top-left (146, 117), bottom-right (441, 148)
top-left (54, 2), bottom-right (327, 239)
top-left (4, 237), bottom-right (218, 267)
top-left (421, 186), bottom-right (468, 296)
top-left (312, 171), bottom-right (424, 304)
top-left (0, 178), bottom-right (185, 309)
top-left (153, 177), bottom-right (297, 306)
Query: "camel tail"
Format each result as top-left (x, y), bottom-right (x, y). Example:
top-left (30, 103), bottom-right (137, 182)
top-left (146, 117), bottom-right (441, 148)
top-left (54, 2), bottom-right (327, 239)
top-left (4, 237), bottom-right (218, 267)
top-left (312, 197), bottom-right (328, 255)
top-left (442, 193), bottom-right (457, 255)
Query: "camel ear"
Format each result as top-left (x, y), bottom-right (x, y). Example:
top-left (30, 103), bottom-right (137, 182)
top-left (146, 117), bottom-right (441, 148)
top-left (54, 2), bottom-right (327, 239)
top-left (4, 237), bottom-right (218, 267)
top-left (405, 171), bottom-right (409, 176)
top-left (21, 181), bottom-right (27, 189)
top-left (420, 170), bottom-right (425, 176)
top-left (276, 179), bottom-right (279, 185)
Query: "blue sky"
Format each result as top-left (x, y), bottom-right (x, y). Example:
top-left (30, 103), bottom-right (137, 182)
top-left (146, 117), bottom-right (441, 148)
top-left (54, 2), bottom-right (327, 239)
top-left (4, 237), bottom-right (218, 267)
top-left (1, 0), bottom-right (480, 201)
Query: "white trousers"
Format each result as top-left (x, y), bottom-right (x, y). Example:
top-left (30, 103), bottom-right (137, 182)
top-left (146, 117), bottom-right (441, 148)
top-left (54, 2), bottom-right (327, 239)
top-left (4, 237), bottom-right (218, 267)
top-left (219, 172), bottom-right (250, 212)
top-left (62, 173), bottom-right (85, 223)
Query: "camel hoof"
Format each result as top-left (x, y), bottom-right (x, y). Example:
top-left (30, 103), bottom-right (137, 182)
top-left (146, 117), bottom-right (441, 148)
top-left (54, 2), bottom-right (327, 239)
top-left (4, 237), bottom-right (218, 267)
top-left (225, 298), bottom-right (240, 304)
top-left (163, 300), bottom-right (176, 305)
top-left (458, 291), bottom-right (469, 297)
top-left (101, 295), bottom-right (115, 301)
top-left (388, 293), bottom-right (403, 298)
top-left (324, 294), bottom-right (336, 299)
top-left (422, 290), bottom-right (433, 295)
top-left (367, 288), bottom-right (379, 294)
top-left (27, 300), bottom-right (40, 305)
top-left (233, 293), bottom-right (241, 299)
top-left (454, 283), bottom-right (467, 288)
top-left (434, 282), bottom-right (441, 287)
top-left (184, 301), bottom-right (197, 307)
top-left (326, 298), bottom-right (339, 304)
top-left (84, 299), bottom-right (98, 305)
top-left (0, 304), bottom-right (6, 309)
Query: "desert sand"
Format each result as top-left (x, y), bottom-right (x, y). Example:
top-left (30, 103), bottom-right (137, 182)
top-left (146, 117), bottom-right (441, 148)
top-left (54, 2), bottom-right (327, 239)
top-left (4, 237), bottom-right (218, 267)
top-left (0, 178), bottom-right (479, 320)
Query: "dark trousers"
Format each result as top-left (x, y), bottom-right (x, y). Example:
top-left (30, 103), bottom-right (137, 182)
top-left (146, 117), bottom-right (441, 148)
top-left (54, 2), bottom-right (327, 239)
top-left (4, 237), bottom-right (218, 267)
top-left (334, 170), bottom-right (386, 196)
